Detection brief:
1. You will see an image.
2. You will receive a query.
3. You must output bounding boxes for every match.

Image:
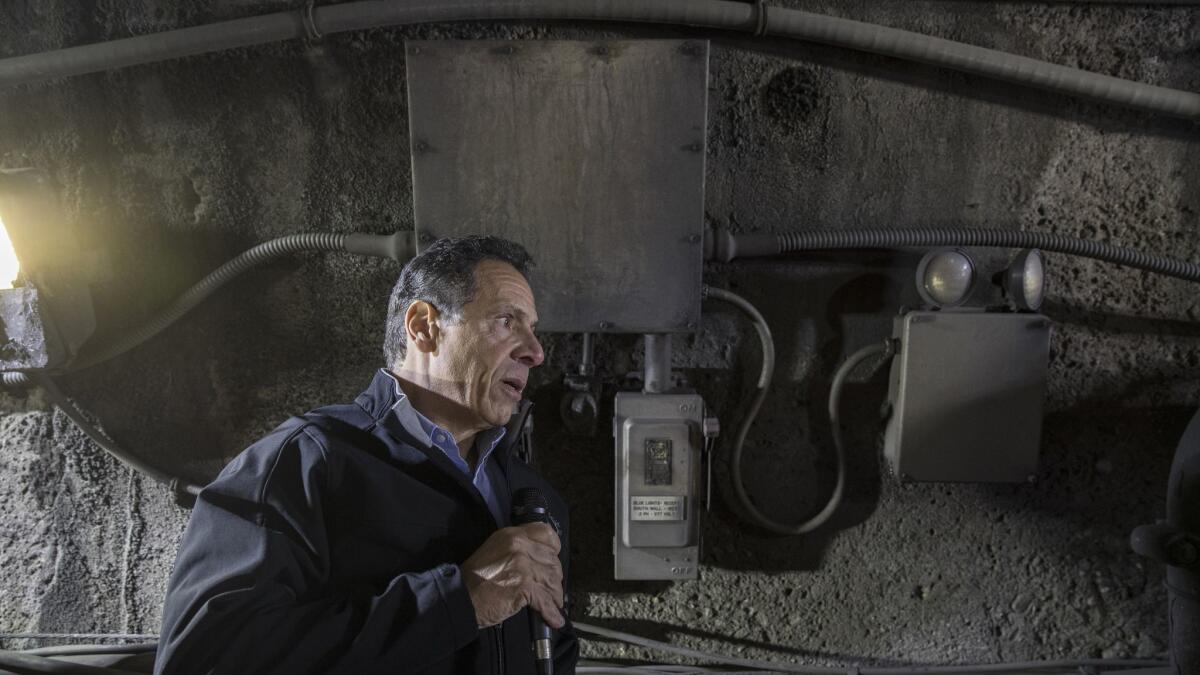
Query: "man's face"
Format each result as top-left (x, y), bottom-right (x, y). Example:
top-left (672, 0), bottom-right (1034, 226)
top-left (431, 259), bottom-right (544, 428)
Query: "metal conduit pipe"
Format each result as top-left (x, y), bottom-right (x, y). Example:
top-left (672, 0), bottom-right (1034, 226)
top-left (69, 231), bottom-right (413, 372)
top-left (642, 334), bottom-right (673, 394)
top-left (0, 1), bottom-right (1197, 120)
top-left (706, 227), bottom-right (1200, 283)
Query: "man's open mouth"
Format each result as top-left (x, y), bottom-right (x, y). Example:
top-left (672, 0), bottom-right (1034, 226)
top-left (500, 378), bottom-right (525, 398)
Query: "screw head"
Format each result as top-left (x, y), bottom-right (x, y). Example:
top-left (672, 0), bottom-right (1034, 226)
top-left (687, 234), bottom-right (701, 243)
top-left (409, 46), bottom-right (421, 55)
top-left (414, 140), bottom-right (428, 153)
top-left (598, 321), bottom-right (612, 330)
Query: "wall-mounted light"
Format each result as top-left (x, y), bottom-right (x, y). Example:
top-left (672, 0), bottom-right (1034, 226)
top-left (915, 248), bottom-right (976, 308)
top-left (1001, 248), bottom-right (1046, 311)
top-left (0, 168), bottom-right (95, 371)
top-left (0, 215), bottom-right (20, 290)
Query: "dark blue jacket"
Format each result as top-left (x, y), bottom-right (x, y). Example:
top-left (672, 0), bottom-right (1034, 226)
top-left (154, 370), bottom-right (578, 674)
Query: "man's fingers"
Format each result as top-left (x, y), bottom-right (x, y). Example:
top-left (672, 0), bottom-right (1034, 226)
top-left (529, 589), bottom-right (567, 629)
top-left (515, 522), bottom-right (561, 553)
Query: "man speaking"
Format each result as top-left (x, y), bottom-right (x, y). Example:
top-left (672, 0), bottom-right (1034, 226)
top-left (154, 236), bottom-right (578, 674)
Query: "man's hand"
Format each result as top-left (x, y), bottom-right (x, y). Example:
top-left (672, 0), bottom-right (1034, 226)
top-left (461, 523), bottom-right (565, 629)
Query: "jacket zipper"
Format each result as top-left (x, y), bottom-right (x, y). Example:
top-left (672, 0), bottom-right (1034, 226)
top-left (493, 623), bottom-right (506, 675)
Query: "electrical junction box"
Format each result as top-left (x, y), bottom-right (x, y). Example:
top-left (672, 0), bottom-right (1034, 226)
top-left (405, 39), bottom-right (708, 335)
top-left (884, 311), bottom-right (1051, 483)
top-left (613, 392), bottom-right (705, 580)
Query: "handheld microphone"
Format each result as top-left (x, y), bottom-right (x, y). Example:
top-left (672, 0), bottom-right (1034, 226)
top-left (511, 487), bottom-right (556, 675)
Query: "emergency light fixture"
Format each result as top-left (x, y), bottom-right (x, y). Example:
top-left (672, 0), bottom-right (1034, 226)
top-left (1002, 249), bottom-right (1046, 311)
top-left (915, 248), bottom-right (976, 308)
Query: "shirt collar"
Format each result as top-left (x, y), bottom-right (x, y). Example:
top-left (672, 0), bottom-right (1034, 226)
top-left (376, 369), bottom-right (508, 469)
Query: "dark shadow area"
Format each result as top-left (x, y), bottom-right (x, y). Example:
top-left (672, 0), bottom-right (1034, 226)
top-left (965, 402), bottom-right (1188, 544)
top-left (1043, 299), bottom-right (1200, 339)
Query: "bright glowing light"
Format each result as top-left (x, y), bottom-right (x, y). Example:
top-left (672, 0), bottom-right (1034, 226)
top-left (0, 216), bottom-right (20, 289)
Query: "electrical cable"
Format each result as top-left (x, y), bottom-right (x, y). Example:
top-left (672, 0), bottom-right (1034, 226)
top-left (29, 373), bottom-right (203, 498)
top-left (573, 621), bottom-right (1168, 674)
top-left (0, 649), bottom-right (134, 674)
top-left (704, 286), bottom-right (895, 535)
top-left (710, 228), bottom-right (1200, 283)
top-left (22, 644), bottom-right (157, 657)
top-left (0, 635), bottom-right (156, 643)
top-left (578, 665), bottom-right (734, 674)
top-left (0, 1), bottom-right (1196, 120)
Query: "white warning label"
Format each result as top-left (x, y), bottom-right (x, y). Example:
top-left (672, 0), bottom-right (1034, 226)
top-left (630, 496), bottom-right (685, 521)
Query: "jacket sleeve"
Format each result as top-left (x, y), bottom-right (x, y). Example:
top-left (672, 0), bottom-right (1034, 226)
top-left (550, 486), bottom-right (580, 674)
top-left (154, 424), bottom-right (479, 675)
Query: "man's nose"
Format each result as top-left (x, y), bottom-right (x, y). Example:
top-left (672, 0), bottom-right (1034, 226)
top-left (516, 331), bottom-right (544, 367)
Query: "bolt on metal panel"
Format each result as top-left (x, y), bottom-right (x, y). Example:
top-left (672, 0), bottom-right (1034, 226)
top-left (405, 40), bottom-right (708, 334)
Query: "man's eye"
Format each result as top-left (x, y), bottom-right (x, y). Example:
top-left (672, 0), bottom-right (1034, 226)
top-left (500, 315), bottom-right (513, 327)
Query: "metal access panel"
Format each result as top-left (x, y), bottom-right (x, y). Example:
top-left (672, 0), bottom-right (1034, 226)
top-left (614, 392), bottom-right (704, 580)
top-left (884, 311), bottom-right (1051, 483)
top-left (406, 40), bottom-right (708, 334)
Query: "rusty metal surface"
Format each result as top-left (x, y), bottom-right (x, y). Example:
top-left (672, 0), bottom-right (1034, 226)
top-left (406, 40), bottom-right (708, 334)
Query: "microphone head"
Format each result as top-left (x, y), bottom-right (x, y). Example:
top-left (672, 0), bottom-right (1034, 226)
top-left (512, 487), bottom-right (549, 525)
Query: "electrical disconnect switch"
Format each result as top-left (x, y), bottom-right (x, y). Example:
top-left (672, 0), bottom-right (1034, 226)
top-left (613, 391), bottom-right (706, 580)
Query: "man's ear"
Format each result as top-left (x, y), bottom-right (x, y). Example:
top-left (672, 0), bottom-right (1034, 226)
top-left (405, 301), bottom-right (441, 354)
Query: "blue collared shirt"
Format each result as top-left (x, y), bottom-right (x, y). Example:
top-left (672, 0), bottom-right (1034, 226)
top-left (382, 370), bottom-right (508, 526)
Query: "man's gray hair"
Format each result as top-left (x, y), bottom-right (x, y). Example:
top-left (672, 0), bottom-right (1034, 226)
top-left (383, 235), bottom-right (534, 366)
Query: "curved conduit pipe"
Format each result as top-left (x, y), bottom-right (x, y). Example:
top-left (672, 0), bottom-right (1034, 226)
top-left (707, 281), bottom-right (897, 536)
top-left (708, 227), bottom-right (1200, 282)
top-left (0, 1), bottom-right (1197, 120)
top-left (1, 231), bottom-right (413, 501)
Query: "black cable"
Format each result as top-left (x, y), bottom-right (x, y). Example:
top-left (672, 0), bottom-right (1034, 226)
top-left (573, 622), bottom-right (1167, 674)
top-left (30, 373), bottom-right (203, 498)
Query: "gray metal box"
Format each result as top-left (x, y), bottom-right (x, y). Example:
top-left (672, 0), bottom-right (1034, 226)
top-left (613, 392), bottom-right (703, 580)
top-left (883, 311), bottom-right (1051, 483)
top-left (405, 40), bottom-right (708, 334)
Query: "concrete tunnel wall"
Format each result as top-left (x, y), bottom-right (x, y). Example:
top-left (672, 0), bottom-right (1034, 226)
top-left (1, 0), bottom-right (1198, 666)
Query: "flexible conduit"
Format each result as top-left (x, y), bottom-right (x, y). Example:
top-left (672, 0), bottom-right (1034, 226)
top-left (714, 227), bottom-right (1200, 282)
top-left (0, 1), bottom-right (1197, 120)
top-left (0, 232), bottom-right (411, 501)
top-left (70, 232), bottom-right (347, 370)
top-left (707, 281), bottom-right (895, 536)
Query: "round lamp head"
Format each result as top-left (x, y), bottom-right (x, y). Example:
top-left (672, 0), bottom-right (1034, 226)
top-left (916, 248), bottom-right (976, 308)
top-left (1004, 249), bottom-right (1045, 311)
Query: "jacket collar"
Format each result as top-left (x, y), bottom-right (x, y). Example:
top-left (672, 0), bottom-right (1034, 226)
top-left (355, 368), bottom-right (512, 474)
